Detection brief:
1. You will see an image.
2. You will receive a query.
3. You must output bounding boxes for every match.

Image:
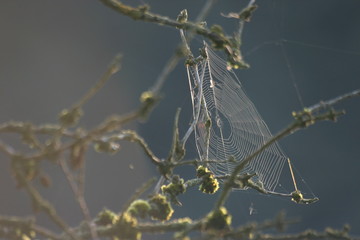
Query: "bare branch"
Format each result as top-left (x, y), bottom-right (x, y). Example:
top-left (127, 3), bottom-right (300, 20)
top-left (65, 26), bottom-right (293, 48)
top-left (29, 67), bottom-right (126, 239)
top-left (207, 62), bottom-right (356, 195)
top-left (99, 0), bottom-right (248, 72)
top-left (12, 168), bottom-right (79, 240)
top-left (214, 91), bottom-right (351, 210)
top-left (59, 158), bottom-right (98, 240)
top-left (0, 215), bottom-right (61, 240)
top-left (151, 0), bottom-right (217, 94)
top-left (307, 89), bottom-right (360, 113)
top-left (74, 54), bottom-right (122, 109)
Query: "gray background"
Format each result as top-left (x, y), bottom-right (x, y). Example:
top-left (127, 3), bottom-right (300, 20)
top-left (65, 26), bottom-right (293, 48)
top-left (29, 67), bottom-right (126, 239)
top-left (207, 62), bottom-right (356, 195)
top-left (0, 0), bottom-right (359, 238)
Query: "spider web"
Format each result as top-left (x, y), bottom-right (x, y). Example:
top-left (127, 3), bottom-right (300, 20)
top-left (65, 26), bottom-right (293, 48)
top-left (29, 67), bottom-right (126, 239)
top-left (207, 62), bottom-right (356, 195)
top-left (187, 43), bottom-right (287, 192)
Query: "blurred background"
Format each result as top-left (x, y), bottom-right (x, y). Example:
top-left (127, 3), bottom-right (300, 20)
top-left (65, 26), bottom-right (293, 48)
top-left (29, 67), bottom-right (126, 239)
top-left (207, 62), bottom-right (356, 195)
top-left (0, 0), bottom-right (359, 237)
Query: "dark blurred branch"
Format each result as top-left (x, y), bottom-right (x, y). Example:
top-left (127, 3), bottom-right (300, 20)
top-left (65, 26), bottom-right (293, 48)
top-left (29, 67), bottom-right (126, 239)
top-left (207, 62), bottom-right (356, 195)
top-left (256, 226), bottom-right (351, 240)
top-left (0, 216), bottom-right (61, 240)
top-left (66, 211), bottom-right (352, 240)
top-left (59, 158), bottom-right (98, 240)
top-left (74, 54), bottom-right (122, 109)
top-left (0, 91), bottom-right (159, 164)
top-left (12, 169), bottom-right (79, 240)
top-left (0, 122), bottom-right (74, 138)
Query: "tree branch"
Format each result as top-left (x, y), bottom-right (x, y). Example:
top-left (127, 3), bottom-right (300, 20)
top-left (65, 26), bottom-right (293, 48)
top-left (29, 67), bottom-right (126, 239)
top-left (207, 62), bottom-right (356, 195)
top-left (214, 90), bottom-right (354, 210)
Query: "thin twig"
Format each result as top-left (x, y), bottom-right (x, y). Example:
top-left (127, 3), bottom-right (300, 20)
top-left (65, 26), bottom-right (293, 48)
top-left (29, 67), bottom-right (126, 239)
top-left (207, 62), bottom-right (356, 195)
top-left (308, 88), bottom-right (360, 112)
top-left (195, 0), bottom-right (218, 23)
top-left (255, 229), bottom-right (351, 240)
top-left (0, 140), bottom-right (15, 156)
top-left (214, 90), bottom-right (358, 210)
top-left (167, 108), bottom-right (184, 162)
top-left (9, 106), bottom-right (151, 163)
top-left (151, 54), bottom-right (182, 95)
top-left (0, 122), bottom-right (75, 138)
top-left (98, 0), bottom-right (219, 42)
top-left (32, 224), bottom-right (62, 240)
top-left (74, 54), bottom-right (122, 109)
top-left (112, 130), bottom-right (161, 165)
top-left (59, 159), bottom-right (98, 240)
top-left (236, 0), bottom-right (256, 43)
top-left (100, 0), bottom-right (239, 95)
top-left (13, 169), bottom-right (79, 240)
top-left (151, 0), bottom-right (217, 95)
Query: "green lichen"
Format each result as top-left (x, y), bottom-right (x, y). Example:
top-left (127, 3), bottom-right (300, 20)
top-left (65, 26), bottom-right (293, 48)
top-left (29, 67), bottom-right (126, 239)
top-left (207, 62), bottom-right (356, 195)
top-left (205, 207), bottom-right (232, 231)
top-left (197, 166), bottom-right (219, 194)
top-left (291, 190), bottom-right (303, 204)
top-left (113, 212), bottom-right (141, 240)
top-left (127, 199), bottom-right (151, 219)
top-left (238, 4), bottom-right (258, 22)
top-left (95, 208), bottom-right (118, 226)
top-left (139, 91), bottom-right (160, 119)
top-left (196, 166), bottom-right (209, 178)
top-left (58, 107), bottom-right (83, 127)
top-left (177, 9), bottom-right (188, 24)
top-left (148, 194), bottom-right (174, 221)
top-left (210, 25), bottom-right (226, 49)
top-left (161, 175), bottom-right (186, 204)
